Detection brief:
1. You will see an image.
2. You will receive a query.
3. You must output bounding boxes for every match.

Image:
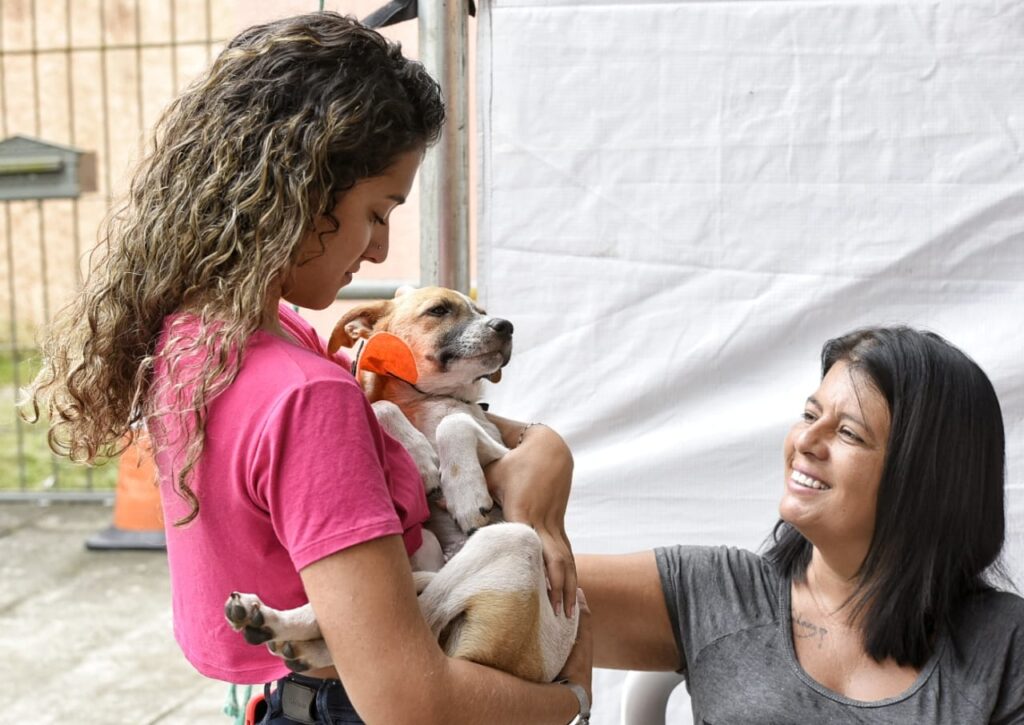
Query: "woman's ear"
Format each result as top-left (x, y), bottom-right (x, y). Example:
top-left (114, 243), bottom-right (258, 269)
top-left (328, 300), bottom-right (392, 354)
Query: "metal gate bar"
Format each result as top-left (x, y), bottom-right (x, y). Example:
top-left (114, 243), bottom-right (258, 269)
top-left (0, 0), bottom-right (222, 500)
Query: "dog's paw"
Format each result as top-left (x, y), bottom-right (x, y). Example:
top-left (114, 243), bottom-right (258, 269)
top-left (421, 459), bottom-right (442, 496)
top-left (440, 460), bottom-right (496, 534)
top-left (225, 592), bottom-right (278, 645)
top-left (446, 485), bottom-right (496, 535)
top-left (267, 638), bottom-right (333, 672)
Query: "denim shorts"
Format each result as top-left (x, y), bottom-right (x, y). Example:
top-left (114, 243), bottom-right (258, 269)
top-left (257, 673), bottom-right (364, 725)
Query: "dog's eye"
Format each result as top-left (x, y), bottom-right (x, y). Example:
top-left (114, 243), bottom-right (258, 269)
top-left (426, 304), bottom-right (450, 317)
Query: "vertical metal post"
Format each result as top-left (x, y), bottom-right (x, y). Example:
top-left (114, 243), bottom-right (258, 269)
top-left (418, 0), bottom-right (470, 293)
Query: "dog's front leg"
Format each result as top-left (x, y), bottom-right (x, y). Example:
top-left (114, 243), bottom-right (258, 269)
top-left (372, 400), bottom-right (441, 497)
top-left (224, 593), bottom-right (333, 672)
top-left (435, 412), bottom-right (509, 533)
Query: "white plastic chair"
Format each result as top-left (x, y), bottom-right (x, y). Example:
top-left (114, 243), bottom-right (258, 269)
top-left (620, 670), bottom-right (686, 724)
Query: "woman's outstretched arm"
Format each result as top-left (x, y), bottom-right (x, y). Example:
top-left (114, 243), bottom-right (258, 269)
top-left (576, 551), bottom-right (681, 671)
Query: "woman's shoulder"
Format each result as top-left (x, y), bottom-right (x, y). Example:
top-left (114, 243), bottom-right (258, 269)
top-left (658, 543), bottom-right (775, 573)
top-left (658, 544), bottom-right (776, 573)
top-left (228, 314), bottom-right (364, 413)
top-left (957, 588), bottom-right (1024, 629)
top-left (246, 307), bottom-right (347, 374)
top-left (655, 545), bottom-right (782, 660)
top-left (656, 545), bottom-right (781, 604)
top-left (277, 304), bottom-right (350, 359)
top-left (278, 304), bottom-right (321, 345)
top-left (947, 588), bottom-right (1024, 661)
top-left (940, 589), bottom-right (1024, 719)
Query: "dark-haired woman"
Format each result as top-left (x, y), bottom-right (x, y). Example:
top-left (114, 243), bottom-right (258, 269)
top-left (579, 327), bottom-right (1024, 723)
top-left (25, 12), bottom-right (590, 725)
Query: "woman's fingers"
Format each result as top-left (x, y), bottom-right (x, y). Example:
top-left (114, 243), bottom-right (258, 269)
top-left (538, 526), bottom-right (578, 617)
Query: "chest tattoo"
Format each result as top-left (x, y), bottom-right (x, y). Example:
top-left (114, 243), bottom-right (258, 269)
top-left (793, 610), bottom-right (829, 649)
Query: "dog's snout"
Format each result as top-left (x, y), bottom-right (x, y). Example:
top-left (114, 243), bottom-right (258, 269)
top-left (488, 318), bottom-right (513, 336)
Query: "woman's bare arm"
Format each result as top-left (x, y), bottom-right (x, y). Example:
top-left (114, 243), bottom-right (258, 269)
top-left (576, 551), bottom-right (681, 671)
top-left (301, 534), bottom-right (591, 724)
top-left (485, 414), bottom-right (577, 617)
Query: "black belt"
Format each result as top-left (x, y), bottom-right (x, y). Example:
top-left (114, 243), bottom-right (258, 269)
top-left (279, 677), bottom-right (319, 724)
top-left (273, 674), bottom-right (363, 725)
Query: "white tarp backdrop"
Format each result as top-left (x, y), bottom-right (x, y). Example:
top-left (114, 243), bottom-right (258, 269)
top-left (476, 1), bottom-right (1024, 722)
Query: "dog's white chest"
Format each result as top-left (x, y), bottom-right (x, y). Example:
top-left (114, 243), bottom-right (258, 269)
top-left (410, 400), bottom-right (499, 447)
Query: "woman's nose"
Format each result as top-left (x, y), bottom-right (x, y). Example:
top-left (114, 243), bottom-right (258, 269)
top-left (365, 226), bottom-right (390, 264)
top-left (796, 421), bottom-right (829, 460)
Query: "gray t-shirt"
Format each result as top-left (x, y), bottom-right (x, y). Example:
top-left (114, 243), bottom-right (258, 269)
top-left (655, 545), bottom-right (1024, 724)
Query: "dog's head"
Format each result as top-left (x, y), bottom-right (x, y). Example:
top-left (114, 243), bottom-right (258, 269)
top-left (328, 286), bottom-right (513, 394)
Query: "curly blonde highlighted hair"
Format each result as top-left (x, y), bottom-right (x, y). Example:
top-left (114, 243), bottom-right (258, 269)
top-left (23, 13), bottom-right (444, 524)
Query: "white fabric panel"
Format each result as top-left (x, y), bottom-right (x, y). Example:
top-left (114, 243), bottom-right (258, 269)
top-left (477, 1), bottom-right (1024, 723)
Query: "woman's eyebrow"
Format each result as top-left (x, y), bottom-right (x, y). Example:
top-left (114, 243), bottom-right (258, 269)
top-left (839, 411), bottom-right (869, 431)
top-left (808, 395), bottom-right (870, 432)
top-left (387, 193), bottom-right (406, 204)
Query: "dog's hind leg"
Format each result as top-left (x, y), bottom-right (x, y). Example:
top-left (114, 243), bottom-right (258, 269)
top-left (416, 523), bottom-right (576, 682)
top-left (225, 593), bottom-right (334, 672)
top-left (224, 593), bottom-right (322, 643)
top-left (266, 637), bottom-right (334, 673)
top-left (416, 523), bottom-right (536, 635)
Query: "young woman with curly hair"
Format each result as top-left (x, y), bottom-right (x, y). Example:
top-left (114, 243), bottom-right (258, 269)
top-left (25, 13), bottom-right (590, 725)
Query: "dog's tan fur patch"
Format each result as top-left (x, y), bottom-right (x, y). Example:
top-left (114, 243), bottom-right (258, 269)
top-left (442, 589), bottom-right (546, 683)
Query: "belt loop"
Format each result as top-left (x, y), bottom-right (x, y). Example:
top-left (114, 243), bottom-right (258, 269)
top-left (316, 681), bottom-right (333, 723)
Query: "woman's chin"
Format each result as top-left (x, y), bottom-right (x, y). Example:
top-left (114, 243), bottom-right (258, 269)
top-left (282, 294), bottom-right (337, 312)
top-left (778, 496), bottom-right (810, 530)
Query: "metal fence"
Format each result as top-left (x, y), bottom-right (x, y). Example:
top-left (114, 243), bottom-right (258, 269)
top-left (1, 0), bottom-right (471, 500)
top-left (0, 0), bottom-right (223, 500)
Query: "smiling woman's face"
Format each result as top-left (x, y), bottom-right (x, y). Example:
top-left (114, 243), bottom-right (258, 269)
top-left (780, 360), bottom-right (891, 557)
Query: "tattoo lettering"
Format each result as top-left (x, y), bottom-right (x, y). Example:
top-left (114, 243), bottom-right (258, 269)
top-left (793, 611), bottom-right (829, 649)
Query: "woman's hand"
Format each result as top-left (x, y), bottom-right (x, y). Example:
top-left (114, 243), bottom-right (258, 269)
top-left (557, 588), bottom-right (593, 707)
top-left (485, 415), bottom-right (577, 617)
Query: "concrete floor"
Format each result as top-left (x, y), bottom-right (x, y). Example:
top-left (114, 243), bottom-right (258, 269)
top-left (0, 502), bottom-right (241, 724)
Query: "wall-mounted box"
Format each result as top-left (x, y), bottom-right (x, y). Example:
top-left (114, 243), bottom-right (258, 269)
top-left (0, 135), bottom-right (98, 201)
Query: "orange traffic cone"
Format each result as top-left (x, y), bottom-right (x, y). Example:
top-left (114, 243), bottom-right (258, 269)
top-left (85, 430), bottom-right (166, 551)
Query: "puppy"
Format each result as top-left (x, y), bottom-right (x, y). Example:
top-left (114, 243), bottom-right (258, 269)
top-left (333, 285), bottom-right (512, 555)
top-left (225, 287), bottom-right (578, 684)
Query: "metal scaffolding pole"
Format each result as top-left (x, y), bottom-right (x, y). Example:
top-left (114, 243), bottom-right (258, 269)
top-left (418, 0), bottom-right (470, 293)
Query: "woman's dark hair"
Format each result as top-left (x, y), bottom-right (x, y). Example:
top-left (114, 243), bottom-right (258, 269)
top-left (766, 326), bottom-right (1007, 668)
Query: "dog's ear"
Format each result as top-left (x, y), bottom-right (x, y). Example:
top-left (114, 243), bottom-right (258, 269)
top-left (328, 301), bottom-right (391, 354)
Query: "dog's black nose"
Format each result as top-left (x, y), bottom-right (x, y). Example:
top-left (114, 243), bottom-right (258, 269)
top-left (488, 318), bottom-right (513, 336)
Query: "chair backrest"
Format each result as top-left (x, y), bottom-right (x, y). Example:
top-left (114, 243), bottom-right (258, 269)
top-left (620, 671), bottom-right (686, 725)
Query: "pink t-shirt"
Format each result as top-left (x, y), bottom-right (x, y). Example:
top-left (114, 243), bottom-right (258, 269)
top-left (151, 305), bottom-right (429, 684)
